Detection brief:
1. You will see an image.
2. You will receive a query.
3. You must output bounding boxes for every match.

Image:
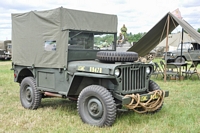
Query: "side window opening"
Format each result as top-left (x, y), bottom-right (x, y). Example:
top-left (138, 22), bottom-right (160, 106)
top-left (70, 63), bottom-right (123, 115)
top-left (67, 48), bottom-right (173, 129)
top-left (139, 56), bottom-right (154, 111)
top-left (44, 40), bottom-right (56, 51)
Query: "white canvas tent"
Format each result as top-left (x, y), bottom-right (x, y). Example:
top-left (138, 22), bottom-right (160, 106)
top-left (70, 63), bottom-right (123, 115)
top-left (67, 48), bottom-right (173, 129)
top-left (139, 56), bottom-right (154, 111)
top-left (156, 32), bottom-right (195, 51)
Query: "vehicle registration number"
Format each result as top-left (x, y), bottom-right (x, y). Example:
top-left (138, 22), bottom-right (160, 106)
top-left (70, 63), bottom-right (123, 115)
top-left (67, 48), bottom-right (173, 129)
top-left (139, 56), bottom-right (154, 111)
top-left (140, 94), bottom-right (159, 102)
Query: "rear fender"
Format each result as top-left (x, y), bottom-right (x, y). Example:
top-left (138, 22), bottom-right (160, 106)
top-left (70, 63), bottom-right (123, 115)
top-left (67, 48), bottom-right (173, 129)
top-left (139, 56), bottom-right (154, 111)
top-left (14, 68), bottom-right (34, 83)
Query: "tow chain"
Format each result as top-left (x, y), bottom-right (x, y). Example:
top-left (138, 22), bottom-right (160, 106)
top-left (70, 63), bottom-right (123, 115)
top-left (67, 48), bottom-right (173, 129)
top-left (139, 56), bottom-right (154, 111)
top-left (124, 90), bottom-right (165, 113)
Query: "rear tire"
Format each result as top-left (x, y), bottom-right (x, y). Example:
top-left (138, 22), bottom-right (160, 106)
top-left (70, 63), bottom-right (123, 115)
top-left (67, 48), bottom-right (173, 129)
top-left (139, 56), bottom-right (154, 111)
top-left (77, 85), bottom-right (116, 127)
top-left (20, 77), bottom-right (41, 109)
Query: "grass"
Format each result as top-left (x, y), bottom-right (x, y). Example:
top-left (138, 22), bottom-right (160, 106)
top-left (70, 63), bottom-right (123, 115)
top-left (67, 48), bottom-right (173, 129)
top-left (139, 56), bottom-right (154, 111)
top-left (1, 60), bottom-right (200, 133)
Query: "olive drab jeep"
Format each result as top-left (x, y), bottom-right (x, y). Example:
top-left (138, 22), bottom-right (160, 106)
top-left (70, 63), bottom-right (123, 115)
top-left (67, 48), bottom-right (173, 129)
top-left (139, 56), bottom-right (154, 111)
top-left (11, 7), bottom-right (169, 127)
top-left (164, 42), bottom-right (200, 63)
top-left (0, 40), bottom-right (12, 60)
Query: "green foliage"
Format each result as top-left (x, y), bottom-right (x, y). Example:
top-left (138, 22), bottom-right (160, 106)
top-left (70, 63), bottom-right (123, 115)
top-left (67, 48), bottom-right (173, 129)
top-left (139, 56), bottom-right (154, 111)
top-left (1, 60), bottom-right (200, 132)
top-left (127, 32), bottom-right (146, 43)
top-left (197, 28), bottom-right (200, 33)
top-left (94, 32), bottom-right (146, 45)
top-left (94, 34), bottom-right (114, 45)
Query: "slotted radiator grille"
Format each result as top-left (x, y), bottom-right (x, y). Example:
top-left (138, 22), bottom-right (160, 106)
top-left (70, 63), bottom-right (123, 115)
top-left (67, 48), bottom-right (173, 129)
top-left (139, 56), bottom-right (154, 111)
top-left (121, 66), bottom-right (146, 92)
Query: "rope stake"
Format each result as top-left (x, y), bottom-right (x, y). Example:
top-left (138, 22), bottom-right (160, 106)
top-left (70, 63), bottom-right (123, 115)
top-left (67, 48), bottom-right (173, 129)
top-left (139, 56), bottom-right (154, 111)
top-left (124, 90), bottom-right (165, 113)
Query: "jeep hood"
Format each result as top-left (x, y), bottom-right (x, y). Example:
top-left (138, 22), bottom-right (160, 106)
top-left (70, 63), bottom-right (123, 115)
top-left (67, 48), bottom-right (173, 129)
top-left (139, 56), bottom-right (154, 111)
top-left (68, 60), bottom-right (119, 75)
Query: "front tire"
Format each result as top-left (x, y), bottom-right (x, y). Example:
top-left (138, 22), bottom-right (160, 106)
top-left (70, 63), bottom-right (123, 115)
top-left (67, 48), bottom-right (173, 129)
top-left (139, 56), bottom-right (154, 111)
top-left (148, 80), bottom-right (163, 113)
top-left (77, 85), bottom-right (116, 127)
top-left (175, 57), bottom-right (185, 63)
top-left (20, 77), bottom-right (41, 110)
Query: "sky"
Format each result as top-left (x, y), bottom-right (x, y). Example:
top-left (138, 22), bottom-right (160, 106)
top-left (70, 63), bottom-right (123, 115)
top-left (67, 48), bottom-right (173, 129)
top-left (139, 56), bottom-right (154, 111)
top-left (0, 0), bottom-right (200, 40)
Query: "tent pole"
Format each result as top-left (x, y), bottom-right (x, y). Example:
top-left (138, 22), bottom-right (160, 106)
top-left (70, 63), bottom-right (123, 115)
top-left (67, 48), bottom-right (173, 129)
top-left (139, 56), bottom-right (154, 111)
top-left (164, 15), bottom-right (170, 82)
top-left (181, 28), bottom-right (184, 61)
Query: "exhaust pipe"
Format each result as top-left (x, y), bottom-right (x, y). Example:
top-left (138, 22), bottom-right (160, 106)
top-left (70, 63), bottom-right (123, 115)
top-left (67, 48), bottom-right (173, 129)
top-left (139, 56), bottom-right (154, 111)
top-left (44, 92), bottom-right (62, 98)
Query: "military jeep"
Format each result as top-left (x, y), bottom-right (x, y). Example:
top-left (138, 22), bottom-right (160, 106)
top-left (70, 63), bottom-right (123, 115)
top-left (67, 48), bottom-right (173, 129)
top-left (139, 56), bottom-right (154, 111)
top-left (164, 42), bottom-right (200, 63)
top-left (12, 7), bottom-right (169, 127)
top-left (0, 40), bottom-right (12, 60)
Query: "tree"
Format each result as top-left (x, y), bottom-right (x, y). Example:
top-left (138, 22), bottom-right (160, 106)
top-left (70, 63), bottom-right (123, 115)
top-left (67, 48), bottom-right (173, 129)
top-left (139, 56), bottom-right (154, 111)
top-left (197, 28), bottom-right (200, 33)
top-left (94, 32), bottom-right (146, 46)
top-left (126, 32), bottom-right (146, 43)
top-left (94, 34), bottom-right (114, 45)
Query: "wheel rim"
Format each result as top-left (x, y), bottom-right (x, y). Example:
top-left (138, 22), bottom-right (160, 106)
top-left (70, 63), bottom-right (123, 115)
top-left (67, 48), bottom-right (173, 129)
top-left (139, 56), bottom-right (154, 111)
top-left (23, 86), bottom-right (33, 104)
top-left (86, 97), bottom-right (103, 119)
top-left (175, 57), bottom-right (185, 63)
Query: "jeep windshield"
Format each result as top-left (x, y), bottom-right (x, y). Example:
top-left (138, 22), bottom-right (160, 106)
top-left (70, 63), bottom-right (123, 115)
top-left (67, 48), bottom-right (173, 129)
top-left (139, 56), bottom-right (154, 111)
top-left (177, 42), bottom-right (193, 50)
top-left (68, 30), bottom-right (116, 51)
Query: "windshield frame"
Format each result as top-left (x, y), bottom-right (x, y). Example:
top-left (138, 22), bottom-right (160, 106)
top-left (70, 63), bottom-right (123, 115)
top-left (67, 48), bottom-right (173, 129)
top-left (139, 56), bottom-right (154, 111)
top-left (68, 30), bottom-right (117, 51)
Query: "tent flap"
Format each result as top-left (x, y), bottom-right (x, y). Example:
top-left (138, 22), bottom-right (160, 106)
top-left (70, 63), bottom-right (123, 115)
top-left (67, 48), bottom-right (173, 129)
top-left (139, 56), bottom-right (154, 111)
top-left (128, 12), bottom-right (200, 57)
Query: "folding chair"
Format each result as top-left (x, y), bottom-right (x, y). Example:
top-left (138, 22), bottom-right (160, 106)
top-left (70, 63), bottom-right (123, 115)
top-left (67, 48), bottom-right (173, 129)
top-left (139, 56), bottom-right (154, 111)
top-left (160, 60), bottom-right (179, 80)
top-left (152, 62), bottom-right (163, 78)
top-left (182, 62), bottom-right (200, 79)
top-left (160, 60), bottom-right (166, 72)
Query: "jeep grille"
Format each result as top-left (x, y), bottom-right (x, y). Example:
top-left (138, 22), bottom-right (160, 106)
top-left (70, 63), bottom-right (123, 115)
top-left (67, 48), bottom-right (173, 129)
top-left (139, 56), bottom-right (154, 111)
top-left (121, 66), bottom-right (146, 93)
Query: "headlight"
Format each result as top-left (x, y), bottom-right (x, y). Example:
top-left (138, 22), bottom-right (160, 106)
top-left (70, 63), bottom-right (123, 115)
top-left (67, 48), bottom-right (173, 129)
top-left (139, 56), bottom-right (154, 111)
top-left (170, 53), bottom-right (173, 56)
top-left (114, 68), bottom-right (121, 77)
top-left (146, 67), bottom-right (151, 74)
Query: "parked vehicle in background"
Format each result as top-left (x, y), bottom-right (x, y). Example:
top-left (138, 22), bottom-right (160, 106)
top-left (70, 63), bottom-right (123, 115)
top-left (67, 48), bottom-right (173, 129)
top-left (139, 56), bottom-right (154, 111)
top-left (154, 46), bottom-right (165, 57)
top-left (11, 7), bottom-right (169, 127)
top-left (163, 42), bottom-right (200, 63)
top-left (116, 42), bottom-right (157, 62)
top-left (0, 40), bottom-right (12, 60)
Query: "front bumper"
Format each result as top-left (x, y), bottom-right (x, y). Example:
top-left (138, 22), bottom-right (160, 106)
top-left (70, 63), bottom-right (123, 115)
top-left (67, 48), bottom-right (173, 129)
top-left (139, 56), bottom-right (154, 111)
top-left (122, 90), bottom-right (169, 105)
top-left (113, 90), bottom-right (169, 105)
top-left (0, 54), bottom-right (11, 60)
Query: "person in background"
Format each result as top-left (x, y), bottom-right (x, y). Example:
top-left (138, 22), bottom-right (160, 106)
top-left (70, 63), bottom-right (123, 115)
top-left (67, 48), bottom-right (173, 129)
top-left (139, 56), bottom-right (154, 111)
top-left (117, 33), bottom-right (124, 46)
top-left (102, 40), bottom-right (109, 47)
top-left (121, 24), bottom-right (127, 40)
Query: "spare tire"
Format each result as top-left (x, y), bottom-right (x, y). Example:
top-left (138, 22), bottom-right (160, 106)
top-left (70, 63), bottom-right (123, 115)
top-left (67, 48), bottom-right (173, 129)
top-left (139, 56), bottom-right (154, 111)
top-left (96, 51), bottom-right (138, 62)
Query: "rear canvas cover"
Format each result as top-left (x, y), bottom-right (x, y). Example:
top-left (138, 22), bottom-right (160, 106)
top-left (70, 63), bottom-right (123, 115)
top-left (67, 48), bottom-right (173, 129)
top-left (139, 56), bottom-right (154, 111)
top-left (12, 7), bottom-right (117, 68)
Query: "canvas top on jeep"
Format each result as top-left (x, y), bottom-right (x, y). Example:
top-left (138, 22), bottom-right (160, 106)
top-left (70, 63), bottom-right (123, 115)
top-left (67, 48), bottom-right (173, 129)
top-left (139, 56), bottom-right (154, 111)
top-left (12, 7), bottom-right (117, 68)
